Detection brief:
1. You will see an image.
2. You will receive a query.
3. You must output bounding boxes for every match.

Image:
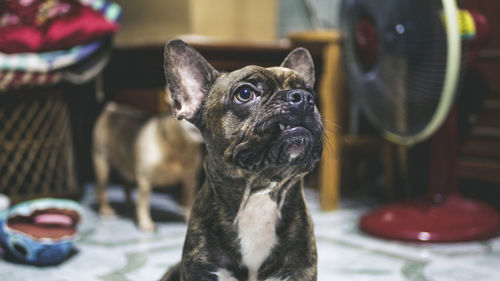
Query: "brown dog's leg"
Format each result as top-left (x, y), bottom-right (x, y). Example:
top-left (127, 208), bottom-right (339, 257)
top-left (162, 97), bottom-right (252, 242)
top-left (123, 182), bottom-right (134, 206)
top-left (93, 154), bottom-right (115, 217)
top-left (137, 177), bottom-right (155, 231)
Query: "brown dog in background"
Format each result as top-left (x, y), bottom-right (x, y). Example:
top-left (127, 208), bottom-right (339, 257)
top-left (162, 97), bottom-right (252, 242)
top-left (92, 96), bottom-right (203, 231)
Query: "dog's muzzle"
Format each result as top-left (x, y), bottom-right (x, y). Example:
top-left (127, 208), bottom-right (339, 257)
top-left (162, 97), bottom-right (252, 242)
top-left (235, 89), bottom-right (323, 171)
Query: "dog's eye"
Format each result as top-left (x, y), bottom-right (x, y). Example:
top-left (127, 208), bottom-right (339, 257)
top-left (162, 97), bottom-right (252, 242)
top-left (233, 86), bottom-right (257, 104)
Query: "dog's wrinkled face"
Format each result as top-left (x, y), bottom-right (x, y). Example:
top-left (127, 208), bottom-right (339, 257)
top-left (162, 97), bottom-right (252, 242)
top-left (206, 66), bottom-right (323, 173)
top-left (164, 40), bottom-right (323, 176)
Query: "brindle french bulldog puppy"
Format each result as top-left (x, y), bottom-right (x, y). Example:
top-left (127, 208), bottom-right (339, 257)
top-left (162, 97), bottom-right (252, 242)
top-left (160, 39), bottom-right (323, 281)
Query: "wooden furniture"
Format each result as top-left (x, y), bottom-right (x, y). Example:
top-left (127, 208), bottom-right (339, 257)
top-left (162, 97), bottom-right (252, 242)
top-left (0, 88), bottom-right (79, 203)
top-left (459, 1), bottom-right (500, 184)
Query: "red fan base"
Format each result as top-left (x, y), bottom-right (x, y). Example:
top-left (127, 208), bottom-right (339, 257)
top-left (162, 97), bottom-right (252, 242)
top-left (359, 109), bottom-right (500, 242)
top-left (360, 195), bottom-right (500, 242)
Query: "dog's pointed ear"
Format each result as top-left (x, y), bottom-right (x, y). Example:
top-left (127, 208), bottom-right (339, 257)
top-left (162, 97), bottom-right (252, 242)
top-left (280, 47), bottom-right (315, 88)
top-left (164, 39), bottom-right (219, 123)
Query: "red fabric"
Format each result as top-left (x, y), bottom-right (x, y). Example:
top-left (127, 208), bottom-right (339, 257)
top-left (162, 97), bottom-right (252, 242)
top-left (0, 3), bottom-right (118, 53)
top-left (0, 27), bottom-right (43, 53)
top-left (42, 7), bottom-right (118, 52)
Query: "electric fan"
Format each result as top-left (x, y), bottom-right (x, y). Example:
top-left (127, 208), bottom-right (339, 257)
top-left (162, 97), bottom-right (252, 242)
top-left (341, 0), bottom-right (500, 242)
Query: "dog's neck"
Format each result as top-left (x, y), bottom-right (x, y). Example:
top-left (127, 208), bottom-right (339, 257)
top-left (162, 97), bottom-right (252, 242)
top-left (204, 156), bottom-right (303, 219)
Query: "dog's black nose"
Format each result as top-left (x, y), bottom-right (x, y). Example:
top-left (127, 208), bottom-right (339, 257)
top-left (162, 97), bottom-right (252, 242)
top-left (286, 89), bottom-right (314, 111)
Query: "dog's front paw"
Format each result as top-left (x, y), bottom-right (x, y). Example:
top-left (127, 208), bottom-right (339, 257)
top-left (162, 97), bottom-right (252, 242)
top-left (139, 219), bottom-right (156, 232)
top-left (99, 206), bottom-right (116, 218)
top-left (212, 269), bottom-right (239, 281)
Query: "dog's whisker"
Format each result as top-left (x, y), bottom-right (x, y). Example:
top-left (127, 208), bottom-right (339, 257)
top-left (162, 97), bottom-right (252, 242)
top-left (322, 134), bottom-right (336, 153)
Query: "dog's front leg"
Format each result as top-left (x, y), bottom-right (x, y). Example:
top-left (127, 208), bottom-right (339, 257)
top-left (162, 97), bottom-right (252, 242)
top-left (181, 266), bottom-right (237, 281)
top-left (275, 265), bottom-right (317, 281)
top-left (136, 176), bottom-right (155, 231)
top-left (287, 271), bottom-right (317, 281)
top-left (180, 248), bottom-right (239, 281)
top-left (93, 153), bottom-right (115, 217)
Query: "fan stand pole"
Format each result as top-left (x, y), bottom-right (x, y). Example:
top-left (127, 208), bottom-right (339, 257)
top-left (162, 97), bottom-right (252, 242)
top-left (359, 108), bottom-right (500, 242)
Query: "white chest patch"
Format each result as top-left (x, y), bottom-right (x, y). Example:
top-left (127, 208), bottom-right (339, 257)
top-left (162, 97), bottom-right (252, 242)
top-left (236, 192), bottom-right (280, 280)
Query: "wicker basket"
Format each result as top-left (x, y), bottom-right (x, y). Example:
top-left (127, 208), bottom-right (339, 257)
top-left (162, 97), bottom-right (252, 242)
top-left (0, 88), bottom-right (78, 203)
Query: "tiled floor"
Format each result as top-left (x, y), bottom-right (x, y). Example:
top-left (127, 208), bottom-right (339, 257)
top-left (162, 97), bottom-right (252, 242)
top-left (1, 184), bottom-right (500, 281)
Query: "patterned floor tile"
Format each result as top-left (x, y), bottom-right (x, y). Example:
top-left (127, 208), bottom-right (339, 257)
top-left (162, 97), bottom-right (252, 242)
top-left (0, 184), bottom-right (499, 281)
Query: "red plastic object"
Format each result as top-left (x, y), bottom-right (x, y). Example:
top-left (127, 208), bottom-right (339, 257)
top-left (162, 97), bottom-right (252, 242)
top-left (360, 109), bottom-right (500, 242)
top-left (360, 195), bottom-right (500, 242)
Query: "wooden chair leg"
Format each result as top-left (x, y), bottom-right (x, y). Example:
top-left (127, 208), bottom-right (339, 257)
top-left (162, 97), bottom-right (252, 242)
top-left (319, 42), bottom-right (343, 211)
top-left (382, 141), bottom-right (396, 200)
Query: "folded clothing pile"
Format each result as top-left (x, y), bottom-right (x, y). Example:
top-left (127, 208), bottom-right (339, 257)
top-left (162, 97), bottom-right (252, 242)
top-left (0, 0), bottom-right (121, 91)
